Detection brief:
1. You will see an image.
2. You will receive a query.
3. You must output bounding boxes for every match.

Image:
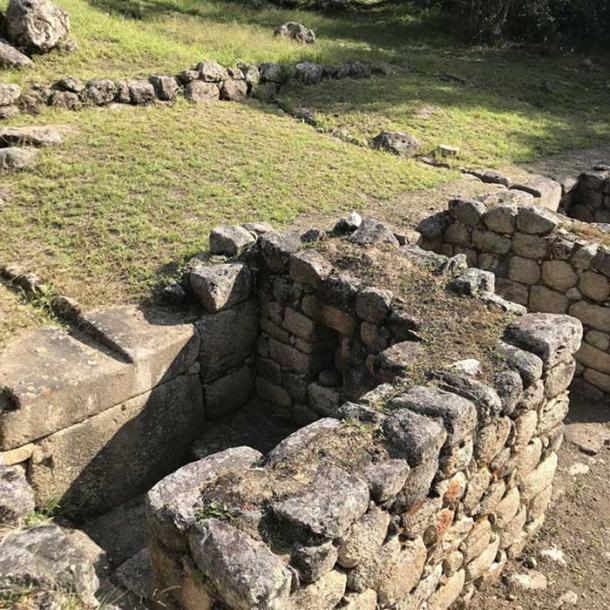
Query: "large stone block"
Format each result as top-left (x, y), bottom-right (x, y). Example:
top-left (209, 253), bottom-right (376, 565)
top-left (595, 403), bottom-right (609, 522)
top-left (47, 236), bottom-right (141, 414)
top-left (0, 524), bottom-right (101, 606)
top-left (204, 366), bottom-right (253, 419)
top-left (288, 569), bottom-right (346, 610)
top-left (569, 300), bottom-right (610, 333)
top-left (272, 465), bottom-right (369, 540)
top-left (6, 0), bottom-right (71, 54)
top-left (337, 506), bottom-right (390, 569)
top-left (511, 176), bottom-right (562, 211)
top-left (0, 465), bottom-right (35, 526)
top-left (390, 385), bottom-right (477, 446)
top-left (189, 519), bottom-right (292, 610)
top-left (189, 262), bottom-right (252, 312)
top-left (196, 299), bottom-right (259, 382)
top-left (505, 313), bottom-right (582, 369)
top-left (0, 312), bottom-right (199, 450)
top-left (377, 536), bottom-right (426, 606)
top-left (382, 408), bottom-right (446, 467)
top-left (30, 374), bottom-right (204, 513)
top-left (147, 446), bottom-right (262, 551)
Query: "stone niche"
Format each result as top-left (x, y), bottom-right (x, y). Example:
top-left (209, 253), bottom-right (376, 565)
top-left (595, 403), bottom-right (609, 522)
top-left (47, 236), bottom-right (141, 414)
top-left (418, 196), bottom-right (610, 400)
top-left (144, 219), bottom-right (582, 610)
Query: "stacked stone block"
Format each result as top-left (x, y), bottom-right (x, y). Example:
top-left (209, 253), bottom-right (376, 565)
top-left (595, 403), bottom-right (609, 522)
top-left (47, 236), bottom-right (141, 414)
top-left (146, 303), bottom-right (582, 610)
top-left (418, 197), bottom-right (610, 398)
top-left (252, 224), bottom-right (434, 425)
top-left (563, 165), bottom-right (610, 225)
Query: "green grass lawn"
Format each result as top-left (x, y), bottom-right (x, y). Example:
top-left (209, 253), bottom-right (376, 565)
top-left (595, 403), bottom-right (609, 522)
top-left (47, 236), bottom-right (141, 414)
top-left (281, 56), bottom-right (610, 168)
top-left (0, 0), bottom-right (609, 318)
top-left (0, 0), bottom-right (423, 86)
top-left (0, 100), bottom-right (444, 307)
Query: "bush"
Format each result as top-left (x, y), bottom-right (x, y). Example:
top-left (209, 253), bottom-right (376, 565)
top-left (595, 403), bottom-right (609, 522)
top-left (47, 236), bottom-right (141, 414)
top-left (413, 0), bottom-right (610, 46)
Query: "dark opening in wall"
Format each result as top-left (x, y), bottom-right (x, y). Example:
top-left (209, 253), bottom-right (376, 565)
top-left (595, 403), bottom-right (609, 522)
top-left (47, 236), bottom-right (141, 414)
top-left (563, 165), bottom-right (610, 225)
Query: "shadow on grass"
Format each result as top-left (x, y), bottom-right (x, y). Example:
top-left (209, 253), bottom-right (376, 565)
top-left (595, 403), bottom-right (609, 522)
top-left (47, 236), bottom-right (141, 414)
top-left (88, 0), bottom-right (453, 55)
top-left (268, 63), bottom-right (610, 166)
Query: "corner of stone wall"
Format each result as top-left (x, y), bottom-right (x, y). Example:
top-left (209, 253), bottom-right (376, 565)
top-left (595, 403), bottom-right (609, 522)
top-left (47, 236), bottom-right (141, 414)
top-left (146, 218), bottom-right (583, 610)
top-left (417, 195), bottom-right (610, 400)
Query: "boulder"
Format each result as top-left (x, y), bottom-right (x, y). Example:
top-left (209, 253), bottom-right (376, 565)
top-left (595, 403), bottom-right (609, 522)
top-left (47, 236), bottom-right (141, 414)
top-left (189, 262), bottom-right (251, 312)
top-left (6, 0), bottom-right (71, 54)
top-left (371, 131), bottom-right (421, 158)
top-left (0, 147), bottom-right (37, 173)
top-left (185, 80), bottom-right (219, 102)
top-left (126, 79), bottom-right (156, 105)
top-left (349, 218), bottom-right (399, 247)
top-left (0, 104), bottom-right (19, 119)
top-left (272, 465), bottom-right (370, 540)
top-left (505, 313), bottom-right (583, 368)
top-left (294, 61), bottom-right (324, 85)
top-left (51, 76), bottom-right (84, 93)
top-left (274, 22), bottom-right (316, 44)
top-left (146, 446), bottom-right (262, 551)
top-left (259, 62), bottom-right (286, 84)
top-left (334, 211), bottom-right (362, 234)
top-left (448, 268), bottom-right (495, 297)
top-left (48, 89), bottom-right (80, 109)
top-left (220, 79), bottom-right (248, 101)
top-left (210, 224), bottom-right (256, 256)
top-left (0, 125), bottom-right (62, 147)
top-left (238, 63), bottom-right (260, 87)
top-left (0, 465), bottom-right (35, 525)
top-left (149, 75), bottom-right (179, 101)
top-left (0, 83), bottom-right (21, 106)
top-left (197, 60), bottom-right (229, 83)
top-left (83, 79), bottom-right (117, 105)
top-left (0, 524), bottom-right (100, 605)
top-left (189, 519), bottom-right (293, 610)
top-left (0, 38), bottom-right (33, 68)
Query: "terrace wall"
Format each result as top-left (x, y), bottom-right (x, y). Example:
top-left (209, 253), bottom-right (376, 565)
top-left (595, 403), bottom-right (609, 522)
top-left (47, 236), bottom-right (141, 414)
top-left (418, 198), bottom-right (610, 399)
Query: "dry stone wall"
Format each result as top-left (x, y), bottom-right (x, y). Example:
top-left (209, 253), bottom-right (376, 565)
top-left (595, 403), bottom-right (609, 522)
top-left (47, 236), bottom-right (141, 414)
top-left (145, 222), bottom-right (582, 610)
top-left (0, 215), bottom-right (584, 609)
top-left (3, 57), bottom-right (382, 119)
top-left (417, 197), bottom-right (610, 399)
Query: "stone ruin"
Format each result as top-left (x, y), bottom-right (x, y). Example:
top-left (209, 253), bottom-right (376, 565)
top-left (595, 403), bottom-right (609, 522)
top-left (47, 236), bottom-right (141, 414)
top-left (0, 212), bottom-right (584, 609)
top-left (417, 182), bottom-right (610, 400)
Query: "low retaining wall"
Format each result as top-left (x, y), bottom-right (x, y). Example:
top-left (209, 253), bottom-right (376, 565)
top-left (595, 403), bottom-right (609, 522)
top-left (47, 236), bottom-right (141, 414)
top-left (418, 197), bottom-right (610, 399)
top-left (1, 57), bottom-right (382, 119)
top-left (145, 223), bottom-right (581, 610)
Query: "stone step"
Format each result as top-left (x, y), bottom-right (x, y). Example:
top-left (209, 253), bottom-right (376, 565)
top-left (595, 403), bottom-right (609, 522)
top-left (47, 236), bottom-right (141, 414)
top-left (0, 306), bottom-right (199, 450)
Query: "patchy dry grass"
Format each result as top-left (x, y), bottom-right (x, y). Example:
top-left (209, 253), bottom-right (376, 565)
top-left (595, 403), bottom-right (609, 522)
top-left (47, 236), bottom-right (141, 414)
top-left (0, 284), bottom-right (52, 349)
top-left (0, 0), bottom-right (418, 86)
top-left (281, 60), bottom-right (610, 168)
top-left (0, 0), bottom-right (608, 335)
top-left (319, 239), bottom-right (512, 382)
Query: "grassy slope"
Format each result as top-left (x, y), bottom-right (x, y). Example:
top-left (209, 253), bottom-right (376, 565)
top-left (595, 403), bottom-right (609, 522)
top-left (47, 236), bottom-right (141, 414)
top-left (0, 101), bottom-right (441, 306)
top-left (0, 0), bottom-right (609, 311)
top-left (0, 0), bottom-right (412, 85)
